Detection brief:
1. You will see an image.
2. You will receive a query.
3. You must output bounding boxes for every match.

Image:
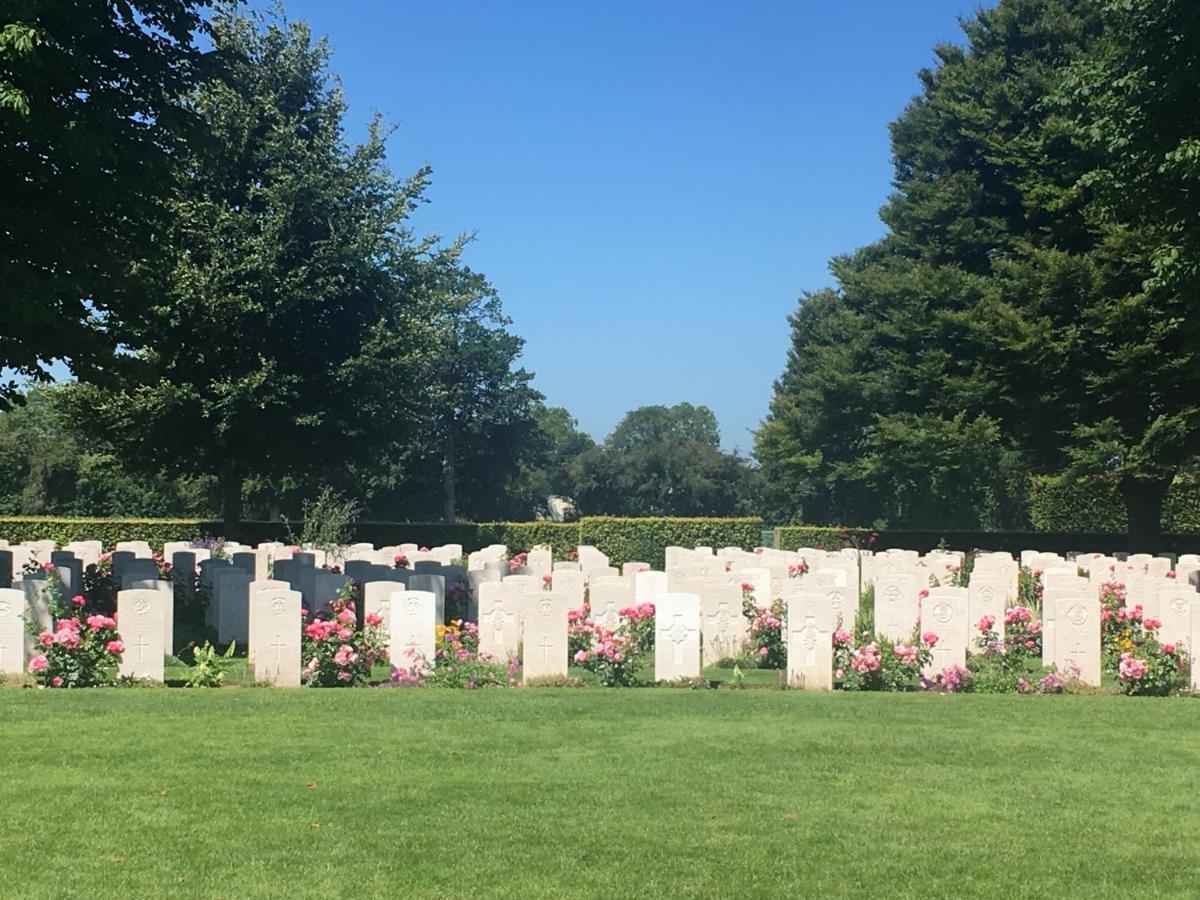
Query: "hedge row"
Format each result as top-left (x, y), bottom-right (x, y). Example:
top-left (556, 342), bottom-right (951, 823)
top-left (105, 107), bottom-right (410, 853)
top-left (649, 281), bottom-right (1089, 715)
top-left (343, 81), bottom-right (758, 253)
top-left (0, 517), bottom-right (764, 565)
top-left (774, 526), bottom-right (876, 551)
top-left (579, 517), bottom-right (763, 569)
top-left (0, 517), bottom-right (212, 548)
top-left (1029, 474), bottom-right (1200, 533)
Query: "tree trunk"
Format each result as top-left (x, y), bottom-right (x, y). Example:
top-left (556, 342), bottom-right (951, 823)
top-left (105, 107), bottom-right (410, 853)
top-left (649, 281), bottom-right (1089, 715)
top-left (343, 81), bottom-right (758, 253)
top-left (442, 435), bottom-right (456, 525)
top-left (221, 464), bottom-right (243, 540)
top-left (1119, 475), bottom-right (1171, 552)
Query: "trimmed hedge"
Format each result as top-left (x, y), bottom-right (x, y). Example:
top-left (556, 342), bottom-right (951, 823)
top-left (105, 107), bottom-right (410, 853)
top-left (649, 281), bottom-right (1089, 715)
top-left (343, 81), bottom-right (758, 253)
top-left (1030, 474), bottom-right (1200, 533)
top-left (579, 517), bottom-right (763, 569)
top-left (774, 526), bottom-right (876, 551)
top-left (0, 517), bottom-right (211, 548)
top-left (479, 522), bottom-right (582, 559)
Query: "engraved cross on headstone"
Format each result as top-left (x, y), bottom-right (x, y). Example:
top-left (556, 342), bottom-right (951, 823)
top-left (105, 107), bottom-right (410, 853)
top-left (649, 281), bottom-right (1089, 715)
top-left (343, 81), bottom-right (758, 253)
top-left (134, 633), bottom-right (151, 663)
top-left (664, 612), bottom-right (695, 665)
top-left (538, 633), bottom-right (554, 664)
top-left (270, 634), bottom-right (286, 663)
top-left (1066, 641), bottom-right (1086, 674)
top-left (790, 614), bottom-right (820, 667)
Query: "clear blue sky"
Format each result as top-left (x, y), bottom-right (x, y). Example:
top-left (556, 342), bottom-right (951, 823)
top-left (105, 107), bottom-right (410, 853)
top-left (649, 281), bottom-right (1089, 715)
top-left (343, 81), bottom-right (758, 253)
top-left (264, 1), bottom-right (986, 451)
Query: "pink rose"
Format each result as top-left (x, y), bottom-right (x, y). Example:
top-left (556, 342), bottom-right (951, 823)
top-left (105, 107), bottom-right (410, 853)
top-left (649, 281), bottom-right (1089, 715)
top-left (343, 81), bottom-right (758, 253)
top-left (336, 609), bottom-right (355, 625)
top-left (835, 668), bottom-right (845, 679)
top-left (51, 676), bottom-right (63, 687)
top-left (28, 654), bottom-right (49, 674)
top-left (71, 594), bottom-right (86, 607)
top-left (37, 632), bottom-right (53, 647)
top-left (921, 631), bottom-right (938, 647)
top-left (758, 647), bottom-right (768, 657)
top-left (365, 613), bottom-right (383, 627)
top-left (106, 640), bottom-right (125, 655)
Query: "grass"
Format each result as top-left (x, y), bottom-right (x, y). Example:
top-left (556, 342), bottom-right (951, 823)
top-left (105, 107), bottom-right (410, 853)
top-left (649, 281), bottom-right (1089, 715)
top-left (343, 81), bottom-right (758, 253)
top-left (2, 689), bottom-right (1198, 898)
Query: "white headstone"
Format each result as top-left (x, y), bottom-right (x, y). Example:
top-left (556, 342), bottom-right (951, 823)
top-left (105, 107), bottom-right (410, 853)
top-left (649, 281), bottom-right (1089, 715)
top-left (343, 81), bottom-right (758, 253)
top-left (0, 588), bottom-right (26, 675)
top-left (477, 581), bottom-right (523, 661)
top-left (968, 576), bottom-right (1010, 643)
top-left (655, 592), bottom-right (701, 681)
top-left (874, 574), bottom-right (919, 641)
top-left (786, 591), bottom-right (833, 690)
top-left (634, 570), bottom-right (667, 606)
top-left (700, 582), bottom-right (746, 665)
top-left (1157, 585), bottom-right (1195, 649)
top-left (589, 580), bottom-right (633, 632)
top-left (249, 584), bottom-right (302, 686)
top-left (127, 578), bottom-right (175, 654)
top-left (116, 589), bottom-right (166, 681)
top-left (922, 586), bottom-right (969, 676)
top-left (522, 591), bottom-right (571, 681)
top-left (1052, 594), bottom-right (1101, 686)
top-left (389, 591), bottom-right (437, 672)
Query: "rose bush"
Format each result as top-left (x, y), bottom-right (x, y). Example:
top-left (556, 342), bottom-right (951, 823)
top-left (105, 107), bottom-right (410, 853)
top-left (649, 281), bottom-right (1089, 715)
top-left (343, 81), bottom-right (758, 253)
top-left (301, 595), bottom-right (386, 686)
top-left (26, 569), bottom-right (124, 688)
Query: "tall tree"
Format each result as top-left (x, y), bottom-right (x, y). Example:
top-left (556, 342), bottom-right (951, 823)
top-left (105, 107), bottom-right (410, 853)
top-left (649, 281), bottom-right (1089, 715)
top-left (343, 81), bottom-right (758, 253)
top-left (758, 0), bottom-right (1200, 540)
top-left (423, 270), bottom-right (541, 523)
top-left (0, 1), bottom-right (209, 408)
top-left (1043, 0), bottom-right (1200, 537)
top-left (77, 7), bottom-right (441, 533)
top-left (572, 403), bottom-right (753, 517)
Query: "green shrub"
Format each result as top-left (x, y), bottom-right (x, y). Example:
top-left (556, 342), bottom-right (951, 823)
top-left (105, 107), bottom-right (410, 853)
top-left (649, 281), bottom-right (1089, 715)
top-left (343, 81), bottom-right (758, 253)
top-left (1029, 473), bottom-right (1200, 533)
top-left (0, 516), bottom-right (211, 548)
top-left (774, 525), bottom-right (875, 551)
top-left (578, 517), bottom-right (762, 568)
top-left (1163, 476), bottom-right (1200, 532)
top-left (479, 522), bottom-right (582, 558)
top-left (348, 521), bottom-right (481, 549)
top-left (1028, 476), bottom-right (1125, 533)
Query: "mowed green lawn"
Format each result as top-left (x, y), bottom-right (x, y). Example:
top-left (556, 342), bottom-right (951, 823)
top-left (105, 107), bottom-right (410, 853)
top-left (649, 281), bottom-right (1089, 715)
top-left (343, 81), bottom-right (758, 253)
top-left (2, 690), bottom-right (1197, 899)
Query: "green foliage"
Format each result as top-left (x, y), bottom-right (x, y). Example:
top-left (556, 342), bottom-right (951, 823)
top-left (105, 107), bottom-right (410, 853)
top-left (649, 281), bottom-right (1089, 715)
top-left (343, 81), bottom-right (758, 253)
top-left (1028, 475), bottom-right (1126, 533)
top-left (0, 0), bottom-right (209, 410)
top-left (579, 517), bottom-right (762, 568)
top-left (754, 0), bottom-right (1200, 540)
top-left (774, 525), bottom-right (875, 551)
top-left (0, 387), bottom-right (218, 518)
top-left (77, 7), bottom-right (450, 528)
top-left (1030, 473), bottom-right (1200, 533)
top-left (293, 489), bottom-right (357, 554)
top-left (481, 522), bottom-right (581, 558)
top-left (0, 517), bottom-right (209, 548)
top-left (569, 403), bottom-right (756, 518)
top-left (185, 641), bottom-right (237, 688)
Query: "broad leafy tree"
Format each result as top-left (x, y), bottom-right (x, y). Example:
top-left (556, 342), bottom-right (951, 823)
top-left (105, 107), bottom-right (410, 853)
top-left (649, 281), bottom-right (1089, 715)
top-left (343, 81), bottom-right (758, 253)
top-left (572, 403), bottom-right (753, 517)
top-left (78, 8), bottom-right (441, 533)
top-left (0, 1), bottom-right (210, 408)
